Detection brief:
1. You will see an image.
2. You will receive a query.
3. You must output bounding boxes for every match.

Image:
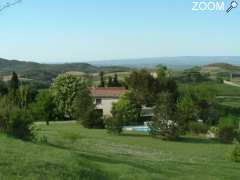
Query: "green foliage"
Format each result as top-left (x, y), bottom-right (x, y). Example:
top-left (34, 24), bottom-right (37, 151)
top-left (99, 71), bottom-right (105, 87)
top-left (107, 93), bottom-right (141, 134)
top-left (0, 80), bottom-right (8, 96)
top-left (73, 87), bottom-right (104, 128)
top-left (9, 71), bottom-right (19, 92)
top-left (0, 96), bottom-right (34, 139)
top-left (104, 116), bottom-right (123, 134)
top-left (50, 74), bottom-right (85, 119)
top-left (177, 95), bottom-right (198, 131)
top-left (126, 70), bottom-right (178, 106)
top-left (156, 64), bottom-right (167, 78)
top-left (107, 76), bottom-right (113, 87)
top-left (218, 119), bottom-right (237, 144)
top-left (180, 84), bottom-right (219, 125)
top-left (30, 90), bottom-right (57, 125)
top-left (231, 145), bottom-right (240, 162)
top-left (189, 122), bottom-right (209, 135)
top-left (149, 92), bottom-right (180, 140)
top-left (111, 93), bottom-right (141, 126)
top-left (16, 85), bottom-right (35, 109)
top-left (180, 68), bottom-right (209, 83)
top-left (107, 74), bottom-right (122, 87)
top-left (7, 108), bottom-right (34, 140)
top-left (113, 74), bottom-right (122, 87)
top-left (126, 70), bottom-right (157, 106)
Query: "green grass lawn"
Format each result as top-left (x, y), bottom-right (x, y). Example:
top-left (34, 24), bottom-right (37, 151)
top-left (0, 122), bottom-right (239, 180)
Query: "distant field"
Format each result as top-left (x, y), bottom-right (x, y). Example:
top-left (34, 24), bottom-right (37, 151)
top-left (179, 82), bottom-right (240, 97)
top-left (0, 122), bottom-right (239, 180)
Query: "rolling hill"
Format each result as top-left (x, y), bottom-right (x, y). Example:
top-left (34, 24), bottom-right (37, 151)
top-left (0, 58), bottom-right (130, 83)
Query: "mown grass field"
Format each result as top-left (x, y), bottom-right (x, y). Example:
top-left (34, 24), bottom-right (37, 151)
top-left (0, 122), bottom-right (239, 180)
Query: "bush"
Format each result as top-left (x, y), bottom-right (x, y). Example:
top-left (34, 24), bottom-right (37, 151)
top-left (0, 96), bottom-right (34, 140)
top-left (231, 145), bottom-right (240, 162)
top-left (81, 110), bottom-right (104, 129)
top-left (218, 117), bottom-right (239, 143)
top-left (235, 129), bottom-right (240, 142)
top-left (149, 120), bottom-right (180, 140)
top-left (104, 116), bottom-right (123, 134)
top-left (7, 108), bottom-right (34, 140)
top-left (73, 88), bottom-right (104, 129)
top-left (189, 122), bottom-right (209, 134)
top-left (218, 124), bottom-right (236, 143)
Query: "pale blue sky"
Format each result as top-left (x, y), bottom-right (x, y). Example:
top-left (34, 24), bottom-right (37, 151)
top-left (0, 0), bottom-right (239, 63)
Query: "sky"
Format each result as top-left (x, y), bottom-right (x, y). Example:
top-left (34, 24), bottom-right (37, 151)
top-left (0, 0), bottom-right (239, 63)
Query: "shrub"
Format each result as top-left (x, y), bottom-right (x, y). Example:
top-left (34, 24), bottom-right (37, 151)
top-left (81, 110), bottom-right (104, 129)
top-left (231, 145), bottom-right (240, 163)
top-left (0, 96), bottom-right (34, 140)
top-left (7, 108), bottom-right (34, 140)
top-left (73, 88), bottom-right (104, 129)
top-left (149, 120), bottom-right (180, 140)
top-left (189, 122), bottom-right (209, 134)
top-left (235, 129), bottom-right (240, 142)
top-left (218, 117), bottom-right (239, 143)
top-left (104, 116), bottom-right (123, 134)
top-left (218, 124), bottom-right (236, 143)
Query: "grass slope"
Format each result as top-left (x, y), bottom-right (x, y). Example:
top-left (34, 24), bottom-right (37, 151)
top-left (0, 122), bottom-right (239, 180)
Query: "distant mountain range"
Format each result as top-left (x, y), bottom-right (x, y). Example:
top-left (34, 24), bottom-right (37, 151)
top-left (0, 56), bottom-right (239, 83)
top-left (91, 56), bottom-right (240, 69)
top-left (0, 58), bottom-right (130, 82)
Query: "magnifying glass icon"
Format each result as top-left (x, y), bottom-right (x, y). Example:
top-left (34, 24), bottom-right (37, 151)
top-left (226, 1), bottom-right (238, 13)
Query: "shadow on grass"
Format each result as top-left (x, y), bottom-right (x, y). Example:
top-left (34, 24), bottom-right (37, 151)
top-left (178, 137), bottom-right (220, 144)
top-left (45, 142), bottom-right (164, 175)
top-left (120, 133), bottom-right (149, 138)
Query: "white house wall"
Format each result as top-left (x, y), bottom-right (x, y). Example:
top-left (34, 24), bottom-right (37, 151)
top-left (96, 98), bottom-right (119, 116)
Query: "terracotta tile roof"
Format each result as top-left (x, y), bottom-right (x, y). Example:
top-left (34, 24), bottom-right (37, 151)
top-left (91, 87), bottom-right (127, 98)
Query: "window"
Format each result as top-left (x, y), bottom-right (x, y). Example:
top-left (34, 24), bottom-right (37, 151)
top-left (96, 98), bottom-right (102, 105)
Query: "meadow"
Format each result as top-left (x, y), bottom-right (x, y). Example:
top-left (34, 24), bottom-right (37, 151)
top-left (0, 122), bottom-right (239, 180)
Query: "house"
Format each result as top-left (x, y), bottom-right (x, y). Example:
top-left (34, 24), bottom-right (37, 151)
top-left (91, 87), bottom-right (127, 116)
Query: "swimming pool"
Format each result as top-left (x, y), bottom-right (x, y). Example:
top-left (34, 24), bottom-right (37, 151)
top-left (123, 126), bottom-right (150, 132)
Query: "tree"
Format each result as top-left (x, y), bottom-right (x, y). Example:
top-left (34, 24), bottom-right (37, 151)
top-left (107, 76), bottom-right (113, 87)
top-left (176, 95), bottom-right (199, 131)
top-left (182, 84), bottom-right (219, 125)
top-left (126, 70), bottom-right (160, 106)
top-left (16, 85), bottom-right (33, 109)
top-left (112, 93), bottom-right (141, 125)
top-left (113, 74), bottom-right (121, 87)
top-left (99, 71), bottom-right (105, 87)
top-left (10, 72), bottom-right (19, 92)
top-left (0, 80), bottom-right (8, 96)
top-left (30, 90), bottom-right (56, 125)
top-left (8, 72), bottom-right (20, 104)
top-left (156, 65), bottom-right (167, 78)
top-left (126, 70), bottom-right (179, 107)
top-left (106, 93), bottom-right (141, 134)
top-left (149, 92), bottom-right (180, 140)
top-left (50, 74), bottom-right (84, 120)
top-left (0, 95), bottom-right (33, 140)
top-left (73, 87), bottom-right (103, 128)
